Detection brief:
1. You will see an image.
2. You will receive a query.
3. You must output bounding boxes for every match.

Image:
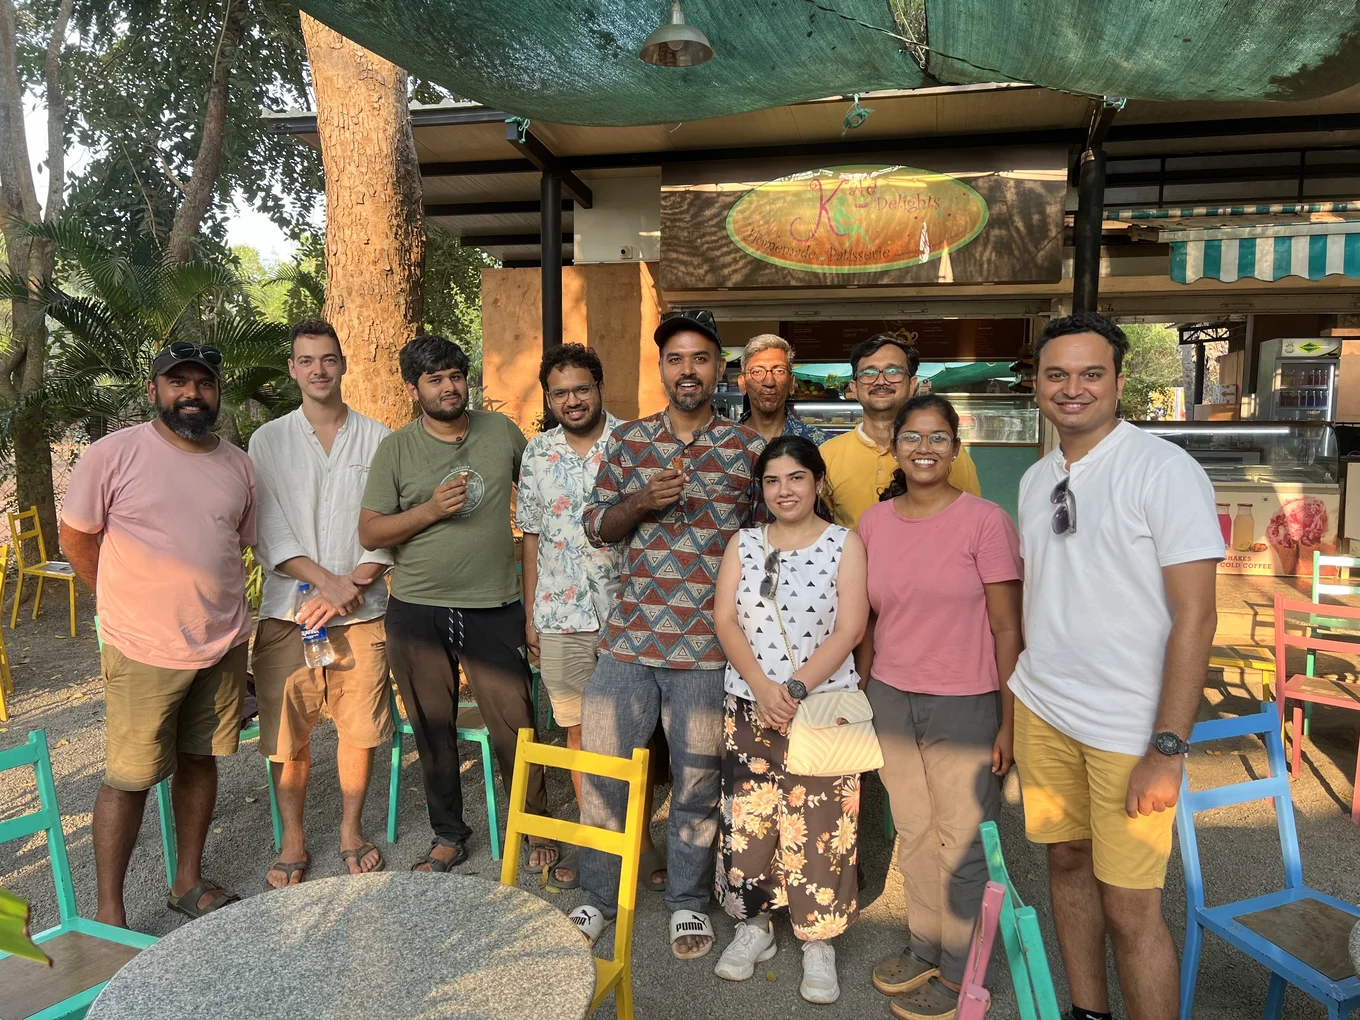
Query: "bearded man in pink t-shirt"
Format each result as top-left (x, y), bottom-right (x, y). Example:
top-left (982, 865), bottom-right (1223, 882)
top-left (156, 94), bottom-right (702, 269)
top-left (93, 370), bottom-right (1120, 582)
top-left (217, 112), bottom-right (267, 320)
top-left (60, 343), bottom-right (256, 929)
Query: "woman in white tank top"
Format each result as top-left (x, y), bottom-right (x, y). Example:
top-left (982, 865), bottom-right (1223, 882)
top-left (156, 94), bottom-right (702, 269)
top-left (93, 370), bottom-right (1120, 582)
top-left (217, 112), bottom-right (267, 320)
top-left (711, 435), bottom-right (870, 1005)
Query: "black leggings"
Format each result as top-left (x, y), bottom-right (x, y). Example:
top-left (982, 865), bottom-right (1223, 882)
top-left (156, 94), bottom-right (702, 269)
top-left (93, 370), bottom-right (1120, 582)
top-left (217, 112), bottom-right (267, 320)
top-left (385, 596), bottom-right (546, 845)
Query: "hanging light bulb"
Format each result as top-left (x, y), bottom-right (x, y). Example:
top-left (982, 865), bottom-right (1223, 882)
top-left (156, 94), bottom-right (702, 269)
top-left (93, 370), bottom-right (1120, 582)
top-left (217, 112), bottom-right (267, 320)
top-left (639, 1), bottom-right (714, 67)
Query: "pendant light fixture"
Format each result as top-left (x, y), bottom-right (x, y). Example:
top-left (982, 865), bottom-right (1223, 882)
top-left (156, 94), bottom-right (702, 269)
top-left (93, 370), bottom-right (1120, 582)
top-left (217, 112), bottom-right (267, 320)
top-left (639, 1), bottom-right (714, 67)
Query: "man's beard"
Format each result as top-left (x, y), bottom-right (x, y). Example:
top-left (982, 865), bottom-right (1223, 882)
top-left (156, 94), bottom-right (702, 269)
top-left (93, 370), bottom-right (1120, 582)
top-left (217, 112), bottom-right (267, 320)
top-left (420, 393), bottom-right (467, 422)
top-left (560, 403), bottom-right (604, 436)
top-left (158, 398), bottom-right (218, 439)
top-left (666, 375), bottom-right (712, 412)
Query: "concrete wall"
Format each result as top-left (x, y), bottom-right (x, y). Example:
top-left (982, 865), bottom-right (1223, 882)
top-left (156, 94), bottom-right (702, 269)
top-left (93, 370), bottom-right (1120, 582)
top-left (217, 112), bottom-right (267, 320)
top-left (481, 261), bottom-right (668, 430)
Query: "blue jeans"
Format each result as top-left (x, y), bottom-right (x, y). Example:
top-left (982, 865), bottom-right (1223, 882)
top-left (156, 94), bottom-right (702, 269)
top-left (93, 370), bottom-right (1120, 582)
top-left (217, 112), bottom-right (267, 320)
top-left (579, 653), bottom-right (725, 917)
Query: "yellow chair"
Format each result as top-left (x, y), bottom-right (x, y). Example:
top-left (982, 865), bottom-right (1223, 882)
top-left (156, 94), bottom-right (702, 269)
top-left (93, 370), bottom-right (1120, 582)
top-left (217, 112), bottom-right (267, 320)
top-left (7, 506), bottom-right (78, 637)
top-left (500, 728), bottom-right (649, 1020)
top-left (0, 545), bottom-right (11, 721)
top-left (1209, 644), bottom-right (1277, 700)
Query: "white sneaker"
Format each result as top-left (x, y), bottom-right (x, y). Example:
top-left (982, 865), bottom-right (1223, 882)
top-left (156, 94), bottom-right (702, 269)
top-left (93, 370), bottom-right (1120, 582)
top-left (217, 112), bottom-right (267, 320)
top-left (800, 939), bottom-right (840, 1004)
top-left (713, 921), bottom-right (777, 981)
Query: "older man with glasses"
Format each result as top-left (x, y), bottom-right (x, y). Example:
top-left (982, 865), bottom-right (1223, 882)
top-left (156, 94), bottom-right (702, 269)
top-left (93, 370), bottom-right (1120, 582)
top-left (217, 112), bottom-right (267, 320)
top-left (736, 333), bottom-right (830, 444)
top-left (821, 334), bottom-right (981, 529)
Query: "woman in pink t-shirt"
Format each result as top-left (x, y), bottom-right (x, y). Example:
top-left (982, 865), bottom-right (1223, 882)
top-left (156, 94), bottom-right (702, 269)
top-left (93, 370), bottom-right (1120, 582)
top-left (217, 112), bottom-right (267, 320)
top-left (856, 394), bottom-right (1023, 1020)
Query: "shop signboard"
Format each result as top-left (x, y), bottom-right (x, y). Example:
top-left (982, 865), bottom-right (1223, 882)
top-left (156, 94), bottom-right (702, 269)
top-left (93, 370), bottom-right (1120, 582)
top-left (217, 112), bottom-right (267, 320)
top-left (1213, 483), bottom-right (1340, 576)
top-left (660, 147), bottom-right (1066, 290)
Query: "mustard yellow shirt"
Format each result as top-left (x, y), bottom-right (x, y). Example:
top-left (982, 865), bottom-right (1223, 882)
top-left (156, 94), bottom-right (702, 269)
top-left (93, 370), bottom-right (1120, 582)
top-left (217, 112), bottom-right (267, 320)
top-left (822, 424), bottom-right (982, 529)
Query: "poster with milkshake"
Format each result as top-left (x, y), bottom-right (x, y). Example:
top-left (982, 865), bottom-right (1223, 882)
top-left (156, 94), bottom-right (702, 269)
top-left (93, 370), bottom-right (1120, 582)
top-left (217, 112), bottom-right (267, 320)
top-left (1213, 485), bottom-right (1340, 576)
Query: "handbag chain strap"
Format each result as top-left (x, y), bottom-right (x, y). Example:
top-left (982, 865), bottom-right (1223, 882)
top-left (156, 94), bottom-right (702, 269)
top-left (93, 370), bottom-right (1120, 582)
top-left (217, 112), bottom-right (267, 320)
top-left (763, 526), bottom-right (801, 673)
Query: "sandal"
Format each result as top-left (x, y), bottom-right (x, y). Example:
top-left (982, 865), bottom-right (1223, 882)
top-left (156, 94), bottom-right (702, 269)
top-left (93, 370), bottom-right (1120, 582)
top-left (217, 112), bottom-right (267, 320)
top-left (263, 854), bottom-right (310, 891)
top-left (873, 948), bottom-right (940, 996)
top-left (890, 976), bottom-right (961, 1020)
top-left (339, 841), bottom-right (384, 875)
top-left (669, 909), bottom-right (715, 960)
top-left (167, 881), bottom-right (240, 919)
top-left (524, 836), bottom-right (560, 871)
top-left (550, 847), bottom-right (580, 890)
top-left (410, 838), bottom-right (467, 872)
top-left (638, 848), bottom-right (666, 893)
top-left (568, 905), bottom-right (612, 947)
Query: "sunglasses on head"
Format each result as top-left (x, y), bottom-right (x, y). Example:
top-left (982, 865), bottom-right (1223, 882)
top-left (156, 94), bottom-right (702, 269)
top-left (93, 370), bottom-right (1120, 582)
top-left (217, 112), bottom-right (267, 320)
top-left (661, 308), bottom-right (716, 329)
top-left (759, 548), bottom-right (781, 599)
top-left (1051, 478), bottom-right (1076, 535)
top-left (161, 341), bottom-right (224, 367)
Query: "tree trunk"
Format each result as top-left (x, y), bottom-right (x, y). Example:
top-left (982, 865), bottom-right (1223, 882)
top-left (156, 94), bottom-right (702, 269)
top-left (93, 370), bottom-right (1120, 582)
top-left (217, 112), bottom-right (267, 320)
top-left (166, 0), bottom-right (244, 264)
top-left (301, 13), bottom-right (424, 429)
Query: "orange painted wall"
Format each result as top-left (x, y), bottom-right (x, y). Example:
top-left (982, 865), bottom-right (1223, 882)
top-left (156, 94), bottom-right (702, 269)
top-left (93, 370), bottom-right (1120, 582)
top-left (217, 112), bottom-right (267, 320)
top-left (481, 262), bottom-right (669, 431)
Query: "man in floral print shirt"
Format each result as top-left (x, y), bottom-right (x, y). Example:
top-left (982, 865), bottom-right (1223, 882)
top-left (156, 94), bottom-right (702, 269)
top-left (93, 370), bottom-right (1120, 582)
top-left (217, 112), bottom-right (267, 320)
top-left (518, 344), bottom-right (662, 888)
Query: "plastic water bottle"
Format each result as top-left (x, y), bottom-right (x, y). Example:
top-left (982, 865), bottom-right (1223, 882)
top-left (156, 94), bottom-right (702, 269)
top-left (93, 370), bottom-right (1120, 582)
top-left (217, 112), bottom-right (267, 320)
top-left (294, 582), bottom-right (336, 667)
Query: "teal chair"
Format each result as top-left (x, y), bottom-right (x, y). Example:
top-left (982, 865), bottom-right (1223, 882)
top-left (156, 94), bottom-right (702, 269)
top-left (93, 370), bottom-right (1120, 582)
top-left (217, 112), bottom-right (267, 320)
top-left (980, 820), bottom-right (1062, 1020)
top-left (94, 616), bottom-right (281, 886)
top-left (386, 687), bottom-right (503, 859)
top-left (0, 730), bottom-right (156, 1020)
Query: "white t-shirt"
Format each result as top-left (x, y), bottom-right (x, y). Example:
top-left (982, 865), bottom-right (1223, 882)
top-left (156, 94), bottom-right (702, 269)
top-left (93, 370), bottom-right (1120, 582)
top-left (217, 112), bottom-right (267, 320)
top-left (1008, 421), bottom-right (1224, 755)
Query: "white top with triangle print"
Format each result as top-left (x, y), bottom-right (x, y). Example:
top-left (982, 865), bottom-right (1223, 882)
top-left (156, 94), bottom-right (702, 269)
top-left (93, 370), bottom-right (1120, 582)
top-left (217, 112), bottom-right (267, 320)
top-left (723, 524), bottom-right (861, 700)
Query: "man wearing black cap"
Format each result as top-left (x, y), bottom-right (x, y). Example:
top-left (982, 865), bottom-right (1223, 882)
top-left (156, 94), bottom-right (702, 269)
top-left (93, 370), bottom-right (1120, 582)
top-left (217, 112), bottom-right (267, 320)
top-left (568, 309), bottom-right (766, 961)
top-left (60, 342), bottom-right (257, 927)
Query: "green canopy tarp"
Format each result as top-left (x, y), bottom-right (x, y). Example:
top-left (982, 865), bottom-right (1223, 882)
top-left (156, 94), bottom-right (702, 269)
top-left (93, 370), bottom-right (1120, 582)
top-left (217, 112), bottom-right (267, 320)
top-left (298, 0), bottom-right (1360, 126)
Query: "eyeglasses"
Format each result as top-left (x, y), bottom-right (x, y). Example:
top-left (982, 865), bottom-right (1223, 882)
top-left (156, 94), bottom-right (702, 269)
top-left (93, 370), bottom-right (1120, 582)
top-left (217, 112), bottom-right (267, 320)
top-left (743, 365), bottom-right (790, 382)
top-left (547, 383), bottom-right (596, 403)
top-left (661, 308), bottom-right (717, 329)
top-left (895, 430), bottom-right (954, 451)
top-left (162, 341), bottom-right (223, 367)
top-left (853, 365), bottom-right (908, 383)
top-left (1051, 478), bottom-right (1077, 535)
top-left (759, 549), bottom-right (781, 599)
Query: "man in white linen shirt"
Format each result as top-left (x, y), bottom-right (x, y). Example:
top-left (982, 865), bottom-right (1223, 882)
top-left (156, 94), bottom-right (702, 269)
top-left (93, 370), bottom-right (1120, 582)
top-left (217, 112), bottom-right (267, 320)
top-left (1009, 313), bottom-right (1221, 1020)
top-left (249, 320), bottom-right (394, 888)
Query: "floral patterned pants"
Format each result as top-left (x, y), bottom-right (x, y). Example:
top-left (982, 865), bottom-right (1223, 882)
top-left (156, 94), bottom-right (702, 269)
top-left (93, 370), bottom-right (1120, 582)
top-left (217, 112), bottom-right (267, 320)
top-left (715, 694), bottom-right (860, 941)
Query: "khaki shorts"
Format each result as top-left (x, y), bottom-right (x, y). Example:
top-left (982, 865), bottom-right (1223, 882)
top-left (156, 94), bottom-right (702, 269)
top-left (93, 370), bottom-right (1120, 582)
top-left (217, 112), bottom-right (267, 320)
top-left (101, 641), bottom-right (248, 792)
top-left (252, 617), bottom-right (394, 762)
top-left (537, 631), bottom-right (599, 728)
top-left (1013, 699), bottom-right (1175, 890)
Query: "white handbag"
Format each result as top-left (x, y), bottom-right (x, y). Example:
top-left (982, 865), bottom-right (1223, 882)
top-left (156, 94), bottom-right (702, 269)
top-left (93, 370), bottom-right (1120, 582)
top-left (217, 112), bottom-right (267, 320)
top-left (763, 528), bottom-right (884, 778)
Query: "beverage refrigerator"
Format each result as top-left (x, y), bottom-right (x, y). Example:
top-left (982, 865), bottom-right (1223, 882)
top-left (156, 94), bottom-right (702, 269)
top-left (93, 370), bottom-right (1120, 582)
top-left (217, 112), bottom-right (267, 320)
top-left (1255, 338), bottom-right (1340, 421)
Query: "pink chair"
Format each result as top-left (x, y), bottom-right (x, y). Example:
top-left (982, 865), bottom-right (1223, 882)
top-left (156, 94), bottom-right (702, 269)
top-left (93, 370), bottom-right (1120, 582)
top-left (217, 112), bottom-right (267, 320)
top-left (958, 880), bottom-right (1007, 1020)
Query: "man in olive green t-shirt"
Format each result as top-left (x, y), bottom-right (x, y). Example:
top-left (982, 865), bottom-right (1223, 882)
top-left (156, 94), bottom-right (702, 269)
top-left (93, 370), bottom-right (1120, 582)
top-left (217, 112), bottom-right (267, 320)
top-left (359, 334), bottom-right (550, 872)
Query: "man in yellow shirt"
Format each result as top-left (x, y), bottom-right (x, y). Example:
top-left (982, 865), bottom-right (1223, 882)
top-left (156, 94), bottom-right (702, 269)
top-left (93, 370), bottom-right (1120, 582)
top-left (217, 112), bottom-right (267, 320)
top-left (822, 334), bottom-right (982, 528)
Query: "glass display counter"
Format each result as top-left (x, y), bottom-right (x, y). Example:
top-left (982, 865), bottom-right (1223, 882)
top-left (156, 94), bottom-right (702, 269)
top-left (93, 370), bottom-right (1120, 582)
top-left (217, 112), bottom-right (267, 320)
top-left (1131, 421), bottom-right (1340, 576)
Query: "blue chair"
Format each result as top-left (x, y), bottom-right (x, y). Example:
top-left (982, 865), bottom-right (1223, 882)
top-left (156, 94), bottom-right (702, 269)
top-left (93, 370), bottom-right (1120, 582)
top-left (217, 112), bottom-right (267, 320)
top-left (0, 730), bottom-right (156, 1020)
top-left (1177, 702), bottom-right (1360, 1020)
top-left (386, 686), bottom-right (503, 859)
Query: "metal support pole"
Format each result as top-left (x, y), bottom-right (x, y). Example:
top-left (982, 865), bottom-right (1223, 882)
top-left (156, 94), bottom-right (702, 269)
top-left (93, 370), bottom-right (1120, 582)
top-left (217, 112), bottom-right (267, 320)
top-left (1193, 342), bottom-right (1207, 406)
top-left (540, 172), bottom-right (563, 352)
top-left (1073, 147), bottom-right (1106, 314)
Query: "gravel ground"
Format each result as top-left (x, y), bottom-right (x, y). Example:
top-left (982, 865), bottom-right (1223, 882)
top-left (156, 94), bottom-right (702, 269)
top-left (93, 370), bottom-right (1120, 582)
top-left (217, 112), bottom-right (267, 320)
top-left (2, 590), bottom-right (1359, 1019)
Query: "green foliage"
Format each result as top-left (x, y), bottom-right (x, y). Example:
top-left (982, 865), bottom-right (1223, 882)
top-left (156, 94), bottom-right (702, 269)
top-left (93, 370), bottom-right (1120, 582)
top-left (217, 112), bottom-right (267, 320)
top-left (425, 226), bottom-right (496, 402)
top-left (1119, 323), bottom-right (1183, 420)
top-left (0, 222), bottom-right (296, 451)
top-left (0, 889), bottom-right (48, 966)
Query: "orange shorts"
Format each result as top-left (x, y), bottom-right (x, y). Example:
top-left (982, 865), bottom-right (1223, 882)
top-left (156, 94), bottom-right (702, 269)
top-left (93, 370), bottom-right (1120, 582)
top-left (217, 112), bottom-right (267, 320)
top-left (252, 617), bottom-right (393, 762)
top-left (1013, 699), bottom-right (1175, 890)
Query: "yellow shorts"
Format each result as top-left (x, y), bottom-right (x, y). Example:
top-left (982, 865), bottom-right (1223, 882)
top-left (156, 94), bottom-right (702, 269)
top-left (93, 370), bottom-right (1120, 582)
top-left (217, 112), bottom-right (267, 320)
top-left (1012, 699), bottom-right (1174, 890)
top-left (252, 617), bottom-right (394, 762)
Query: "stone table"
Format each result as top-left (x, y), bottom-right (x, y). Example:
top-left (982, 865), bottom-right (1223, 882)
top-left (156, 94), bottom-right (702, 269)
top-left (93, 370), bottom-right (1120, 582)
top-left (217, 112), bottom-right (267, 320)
top-left (86, 873), bottom-right (596, 1020)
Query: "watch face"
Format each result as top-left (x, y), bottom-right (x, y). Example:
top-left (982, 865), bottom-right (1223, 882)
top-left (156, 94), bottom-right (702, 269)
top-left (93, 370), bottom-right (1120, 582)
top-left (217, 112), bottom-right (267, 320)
top-left (786, 680), bottom-right (807, 700)
top-left (1155, 732), bottom-right (1184, 755)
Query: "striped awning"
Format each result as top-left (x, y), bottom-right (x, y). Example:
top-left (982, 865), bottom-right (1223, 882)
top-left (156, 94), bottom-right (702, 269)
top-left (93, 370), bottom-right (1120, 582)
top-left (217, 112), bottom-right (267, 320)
top-left (1164, 221), bottom-right (1360, 284)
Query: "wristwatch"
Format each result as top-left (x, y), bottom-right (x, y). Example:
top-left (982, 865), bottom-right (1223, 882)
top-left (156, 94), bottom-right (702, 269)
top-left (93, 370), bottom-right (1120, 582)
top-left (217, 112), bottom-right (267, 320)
top-left (1151, 731), bottom-right (1191, 757)
top-left (785, 679), bottom-right (808, 701)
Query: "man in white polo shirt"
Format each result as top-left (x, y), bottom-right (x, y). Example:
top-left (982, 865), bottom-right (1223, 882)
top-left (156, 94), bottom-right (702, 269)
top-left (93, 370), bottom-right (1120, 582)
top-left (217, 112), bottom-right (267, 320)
top-left (1010, 313), bottom-right (1221, 1020)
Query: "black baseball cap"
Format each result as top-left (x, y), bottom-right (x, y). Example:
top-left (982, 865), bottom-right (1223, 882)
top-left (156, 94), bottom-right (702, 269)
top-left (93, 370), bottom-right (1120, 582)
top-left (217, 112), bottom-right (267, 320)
top-left (654, 308), bottom-right (722, 351)
top-left (150, 341), bottom-right (223, 379)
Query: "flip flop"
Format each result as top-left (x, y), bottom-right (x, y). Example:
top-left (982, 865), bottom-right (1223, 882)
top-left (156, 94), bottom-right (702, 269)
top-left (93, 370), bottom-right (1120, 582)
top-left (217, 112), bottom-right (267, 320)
top-left (638, 848), bottom-right (666, 892)
top-left (167, 880), bottom-right (240, 919)
top-left (551, 848), bottom-right (581, 890)
top-left (263, 854), bottom-right (310, 891)
top-left (339, 841), bottom-right (385, 875)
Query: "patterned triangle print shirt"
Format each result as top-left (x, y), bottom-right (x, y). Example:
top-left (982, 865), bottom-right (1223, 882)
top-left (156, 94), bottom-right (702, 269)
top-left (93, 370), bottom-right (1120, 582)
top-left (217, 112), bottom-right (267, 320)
top-left (583, 410), bottom-right (767, 669)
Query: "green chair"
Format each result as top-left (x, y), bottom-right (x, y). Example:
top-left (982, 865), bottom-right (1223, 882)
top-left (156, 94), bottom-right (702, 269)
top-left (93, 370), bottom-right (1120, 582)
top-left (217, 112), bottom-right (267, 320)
top-left (386, 686), bottom-right (503, 858)
top-left (1301, 551), bottom-right (1360, 737)
top-left (980, 820), bottom-right (1062, 1020)
top-left (94, 615), bottom-right (281, 886)
top-left (0, 730), bottom-right (156, 1020)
